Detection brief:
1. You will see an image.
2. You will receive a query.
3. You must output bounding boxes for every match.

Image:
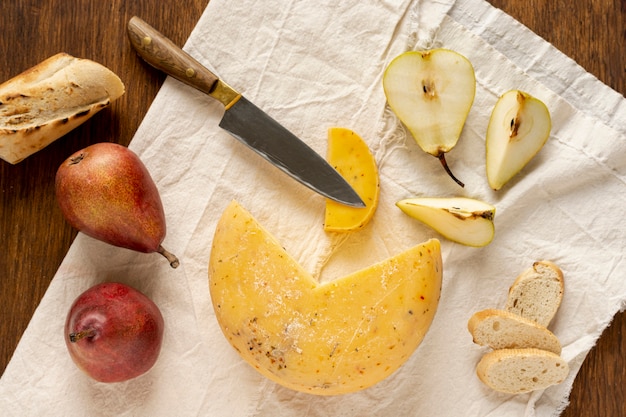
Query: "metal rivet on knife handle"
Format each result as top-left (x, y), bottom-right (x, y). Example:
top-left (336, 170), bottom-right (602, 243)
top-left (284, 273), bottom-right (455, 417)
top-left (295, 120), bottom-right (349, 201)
top-left (127, 17), bottom-right (228, 105)
top-left (128, 16), bottom-right (240, 108)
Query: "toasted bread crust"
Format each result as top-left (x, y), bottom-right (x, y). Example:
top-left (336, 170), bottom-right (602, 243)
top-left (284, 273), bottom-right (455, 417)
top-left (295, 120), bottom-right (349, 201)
top-left (0, 53), bottom-right (125, 163)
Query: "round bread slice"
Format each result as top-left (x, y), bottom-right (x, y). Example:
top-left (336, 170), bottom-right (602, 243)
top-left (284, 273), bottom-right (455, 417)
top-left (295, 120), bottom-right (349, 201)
top-left (0, 53), bottom-right (125, 164)
top-left (476, 348), bottom-right (569, 394)
top-left (468, 309), bottom-right (562, 354)
top-left (505, 260), bottom-right (564, 327)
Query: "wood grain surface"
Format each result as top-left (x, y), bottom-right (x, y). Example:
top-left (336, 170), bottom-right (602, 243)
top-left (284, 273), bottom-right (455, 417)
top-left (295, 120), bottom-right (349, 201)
top-left (0, 1), bottom-right (623, 415)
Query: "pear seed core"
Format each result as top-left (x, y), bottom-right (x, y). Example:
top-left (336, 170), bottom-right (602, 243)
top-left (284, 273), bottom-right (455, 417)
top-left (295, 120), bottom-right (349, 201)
top-left (510, 117), bottom-right (521, 138)
top-left (422, 80), bottom-right (437, 98)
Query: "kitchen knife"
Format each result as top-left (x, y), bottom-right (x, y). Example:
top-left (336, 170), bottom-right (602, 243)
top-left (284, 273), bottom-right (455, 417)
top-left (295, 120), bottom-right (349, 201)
top-left (127, 16), bottom-right (365, 208)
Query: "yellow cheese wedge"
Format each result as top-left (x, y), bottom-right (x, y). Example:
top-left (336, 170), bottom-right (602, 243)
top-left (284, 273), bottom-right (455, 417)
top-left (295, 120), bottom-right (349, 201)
top-left (209, 200), bottom-right (442, 395)
top-left (324, 127), bottom-right (379, 232)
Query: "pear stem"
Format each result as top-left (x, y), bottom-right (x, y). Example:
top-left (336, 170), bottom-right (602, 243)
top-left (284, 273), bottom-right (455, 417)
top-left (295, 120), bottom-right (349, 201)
top-left (158, 245), bottom-right (180, 269)
top-left (69, 328), bottom-right (96, 343)
top-left (438, 153), bottom-right (464, 188)
top-left (68, 153), bottom-right (85, 165)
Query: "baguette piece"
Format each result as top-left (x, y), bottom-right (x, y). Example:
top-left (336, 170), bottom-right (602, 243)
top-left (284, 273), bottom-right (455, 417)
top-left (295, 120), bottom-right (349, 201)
top-left (505, 261), bottom-right (564, 327)
top-left (476, 348), bottom-right (569, 394)
top-left (468, 309), bottom-right (561, 354)
top-left (0, 53), bottom-right (125, 164)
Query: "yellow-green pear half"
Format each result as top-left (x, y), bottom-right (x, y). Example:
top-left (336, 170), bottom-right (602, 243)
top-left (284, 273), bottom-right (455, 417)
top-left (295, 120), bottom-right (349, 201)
top-left (383, 49), bottom-right (476, 187)
top-left (396, 197), bottom-right (495, 247)
top-left (486, 90), bottom-right (551, 190)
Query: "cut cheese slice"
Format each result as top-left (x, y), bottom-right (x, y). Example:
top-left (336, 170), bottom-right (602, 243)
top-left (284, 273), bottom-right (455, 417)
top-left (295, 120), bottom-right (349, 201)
top-left (209, 200), bottom-right (442, 395)
top-left (324, 127), bottom-right (379, 232)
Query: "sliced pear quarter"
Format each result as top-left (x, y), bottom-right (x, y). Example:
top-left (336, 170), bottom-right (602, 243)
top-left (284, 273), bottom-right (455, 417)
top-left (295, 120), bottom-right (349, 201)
top-left (486, 90), bottom-right (552, 190)
top-left (324, 127), bottom-right (380, 232)
top-left (396, 197), bottom-right (495, 247)
top-left (383, 49), bottom-right (476, 187)
top-left (209, 200), bottom-right (442, 395)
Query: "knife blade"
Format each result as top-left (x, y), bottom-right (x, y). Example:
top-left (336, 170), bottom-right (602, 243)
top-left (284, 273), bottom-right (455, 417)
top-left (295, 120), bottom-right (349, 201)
top-left (127, 16), bottom-right (365, 208)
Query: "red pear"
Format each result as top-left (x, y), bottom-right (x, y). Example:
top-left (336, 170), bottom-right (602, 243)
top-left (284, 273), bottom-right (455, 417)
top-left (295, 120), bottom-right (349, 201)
top-left (55, 142), bottom-right (179, 267)
top-left (65, 282), bottom-right (164, 383)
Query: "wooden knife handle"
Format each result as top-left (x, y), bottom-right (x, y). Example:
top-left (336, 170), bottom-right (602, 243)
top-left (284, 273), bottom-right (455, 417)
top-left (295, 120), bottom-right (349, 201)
top-left (127, 16), bottom-right (219, 95)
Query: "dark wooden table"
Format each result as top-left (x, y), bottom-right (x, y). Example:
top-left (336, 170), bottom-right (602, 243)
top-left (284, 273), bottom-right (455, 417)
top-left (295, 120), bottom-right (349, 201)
top-left (0, 1), bottom-right (623, 415)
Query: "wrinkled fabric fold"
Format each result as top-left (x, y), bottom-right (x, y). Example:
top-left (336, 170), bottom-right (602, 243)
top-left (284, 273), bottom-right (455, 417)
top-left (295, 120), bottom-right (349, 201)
top-left (1, 0), bottom-right (625, 416)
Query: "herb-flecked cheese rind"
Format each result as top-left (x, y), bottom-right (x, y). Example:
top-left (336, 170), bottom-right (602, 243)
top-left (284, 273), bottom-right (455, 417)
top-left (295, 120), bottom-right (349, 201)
top-left (209, 200), bottom-right (442, 395)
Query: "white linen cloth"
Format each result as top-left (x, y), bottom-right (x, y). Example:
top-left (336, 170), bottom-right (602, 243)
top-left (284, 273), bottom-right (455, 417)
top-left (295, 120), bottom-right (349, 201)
top-left (2, 0), bottom-right (625, 415)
